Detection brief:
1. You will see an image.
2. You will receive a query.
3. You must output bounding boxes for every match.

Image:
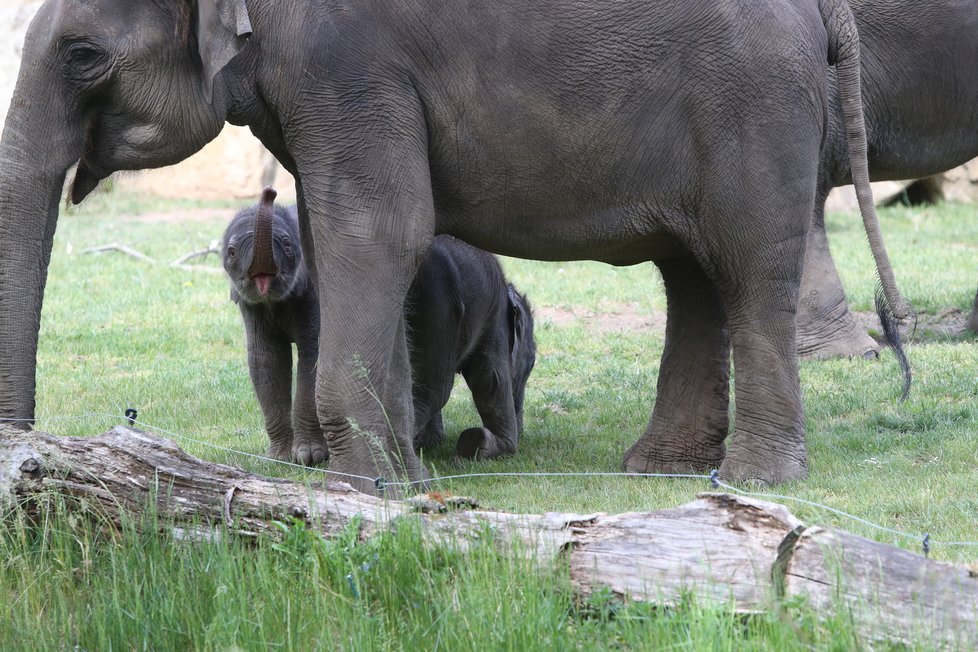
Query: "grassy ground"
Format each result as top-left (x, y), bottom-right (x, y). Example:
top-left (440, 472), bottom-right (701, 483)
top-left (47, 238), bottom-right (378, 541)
top-left (3, 190), bottom-right (976, 649)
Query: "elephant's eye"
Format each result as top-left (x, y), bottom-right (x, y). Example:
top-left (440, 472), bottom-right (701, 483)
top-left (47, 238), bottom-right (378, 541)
top-left (61, 41), bottom-right (110, 81)
top-left (283, 237), bottom-right (294, 258)
top-left (226, 245), bottom-right (237, 262)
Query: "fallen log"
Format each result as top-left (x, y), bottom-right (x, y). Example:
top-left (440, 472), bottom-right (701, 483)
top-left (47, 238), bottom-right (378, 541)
top-left (1, 426), bottom-right (975, 648)
top-left (779, 526), bottom-right (978, 649)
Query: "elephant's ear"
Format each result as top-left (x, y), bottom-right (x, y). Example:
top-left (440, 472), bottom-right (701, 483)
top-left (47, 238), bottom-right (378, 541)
top-left (507, 284), bottom-right (526, 364)
top-left (196, 0), bottom-right (253, 104)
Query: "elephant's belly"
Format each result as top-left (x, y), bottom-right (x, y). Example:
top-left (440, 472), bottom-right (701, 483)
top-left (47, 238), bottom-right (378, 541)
top-left (436, 208), bottom-right (688, 266)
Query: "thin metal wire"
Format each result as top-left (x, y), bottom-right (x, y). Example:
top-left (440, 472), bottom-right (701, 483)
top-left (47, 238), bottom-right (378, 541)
top-left (99, 412), bottom-right (380, 485)
top-left (386, 471), bottom-right (713, 485)
top-left (6, 409), bottom-right (978, 549)
top-left (1, 413), bottom-right (116, 423)
top-left (711, 479), bottom-right (928, 542)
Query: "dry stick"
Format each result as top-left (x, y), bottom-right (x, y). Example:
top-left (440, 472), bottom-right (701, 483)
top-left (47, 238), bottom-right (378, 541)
top-left (170, 240), bottom-right (221, 266)
top-left (80, 241), bottom-right (224, 274)
top-left (170, 241), bottom-right (224, 275)
top-left (0, 426), bottom-right (975, 648)
top-left (170, 264), bottom-right (224, 275)
top-left (81, 243), bottom-right (156, 264)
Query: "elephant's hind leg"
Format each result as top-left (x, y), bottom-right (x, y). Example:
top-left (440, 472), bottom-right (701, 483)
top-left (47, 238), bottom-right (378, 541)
top-left (964, 286), bottom-right (978, 335)
top-left (796, 193), bottom-right (881, 359)
top-left (622, 258), bottom-right (729, 475)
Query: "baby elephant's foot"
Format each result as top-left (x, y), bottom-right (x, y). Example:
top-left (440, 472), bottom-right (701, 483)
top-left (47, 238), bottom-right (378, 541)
top-left (291, 433), bottom-right (328, 466)
top-left (414, 422), bottom-right (445, 451)
top-left (456, 427), bottom-right (516, 459)
top-left (266, 438), bottom-right (293, 462)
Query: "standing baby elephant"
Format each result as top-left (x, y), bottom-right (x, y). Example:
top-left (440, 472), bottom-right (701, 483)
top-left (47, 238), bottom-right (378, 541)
top-left (223, 188), bottom-right (536, 463)
top-left (222, 187), bottom-right (325, 464)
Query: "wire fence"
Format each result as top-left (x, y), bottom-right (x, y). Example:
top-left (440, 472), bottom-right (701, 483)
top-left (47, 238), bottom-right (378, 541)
top-left (4, 409), bottom-right (977, 556)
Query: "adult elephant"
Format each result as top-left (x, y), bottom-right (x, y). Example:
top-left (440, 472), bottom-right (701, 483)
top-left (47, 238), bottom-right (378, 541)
top-left (798, 0), bottom-right (978, 358)
top-left (0, 0), bottom-right (908, 493)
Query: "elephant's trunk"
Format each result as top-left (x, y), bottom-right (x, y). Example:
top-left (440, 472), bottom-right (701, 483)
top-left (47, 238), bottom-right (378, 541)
top-left (248, 187), bottom-right (279, 291)
top-left (819, 0), bottom-right (912, 399)
top-left (0, 53), bottom-right (83, 427)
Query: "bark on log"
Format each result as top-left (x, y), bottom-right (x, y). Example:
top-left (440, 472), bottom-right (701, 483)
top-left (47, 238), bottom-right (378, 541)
top-left (1, 426), bottom-right (975, 648)
top-left (779, 526), bottom-right (978, 648)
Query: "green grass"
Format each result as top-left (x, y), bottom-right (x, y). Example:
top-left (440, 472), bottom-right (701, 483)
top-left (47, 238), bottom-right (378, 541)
top-left (3, 190), bottom-right (976, 649)
top-left (829, 202), bottom-right (978, 313)
top-left (0, 505), bottom-right (872, 651)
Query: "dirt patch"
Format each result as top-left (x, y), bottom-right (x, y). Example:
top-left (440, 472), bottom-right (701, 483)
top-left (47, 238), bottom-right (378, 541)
top-left (535, 302), bottom-right (665, 335)
top-left (535, 303), bottom-right (973, 343)
top-left (853, 308), bottom-right (974, 344)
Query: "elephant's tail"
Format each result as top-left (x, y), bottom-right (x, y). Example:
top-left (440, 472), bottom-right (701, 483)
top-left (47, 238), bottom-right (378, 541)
top-left (818, 0), bottom-right (913, 401)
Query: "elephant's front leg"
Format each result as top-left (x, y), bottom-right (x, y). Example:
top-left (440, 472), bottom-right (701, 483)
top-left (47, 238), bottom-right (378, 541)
top-left (622, 258), bottom-right (730, 474)
top-left (293, 329), bottom-right (327, 465)
top-left (315, 285), bottom-right (427, 493)
top-left (456, 329), bottom-right (521, 459)
top-left (301, 146), bottom-right (432, 495)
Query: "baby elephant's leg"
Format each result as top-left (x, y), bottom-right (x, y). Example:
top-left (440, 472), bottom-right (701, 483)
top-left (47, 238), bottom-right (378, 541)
top-left (456, 334), bottom-right (520, 459)
top-left (244, 314), bottom-right (295, 461)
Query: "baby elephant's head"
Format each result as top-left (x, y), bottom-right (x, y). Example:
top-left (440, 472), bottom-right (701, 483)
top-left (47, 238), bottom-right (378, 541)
top-left (222, 187), bottom-right (304, 305)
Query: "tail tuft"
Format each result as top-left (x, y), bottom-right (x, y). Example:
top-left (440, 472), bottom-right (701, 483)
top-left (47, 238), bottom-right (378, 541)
top-left (875, 281), bottom-right (914, 402)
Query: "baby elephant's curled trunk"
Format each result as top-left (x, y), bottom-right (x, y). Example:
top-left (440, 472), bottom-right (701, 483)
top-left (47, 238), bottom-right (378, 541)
top-left (248, 187), bottom-right (279, 295)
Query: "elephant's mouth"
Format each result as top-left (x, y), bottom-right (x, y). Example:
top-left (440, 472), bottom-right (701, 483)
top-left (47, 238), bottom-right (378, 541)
top-left (69, 116), bottom-right (106, 204)
top-left (252, 274), bottom-right (275, 296)
top-left (70, 160), bottom-right (103, 204)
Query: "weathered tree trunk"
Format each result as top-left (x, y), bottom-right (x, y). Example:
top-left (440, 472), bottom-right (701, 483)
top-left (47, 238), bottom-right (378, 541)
top-left (1, 426), bottom-right (975, 648)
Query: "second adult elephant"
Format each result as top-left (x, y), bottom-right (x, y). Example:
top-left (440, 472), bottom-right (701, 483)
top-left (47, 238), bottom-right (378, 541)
top-left (797, 0), bottom-right (978, 358)
top-left (0, 0), bottom-right (908, 493)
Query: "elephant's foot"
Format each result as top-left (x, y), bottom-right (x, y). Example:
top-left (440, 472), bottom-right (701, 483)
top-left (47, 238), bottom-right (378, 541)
top-left (413, 415), bottom-right (446, 451)
top-left (456, 427), bottom-right (516, 459)
top-left (796, 299), bottom-right (880, 360)
top-left (796, 203), bottom-right (880, 360)
top-left (0, 420), bottom-right (32, 434)
top-left (621, 433), bottom-right (725, 475)
top-left (968, 312), bottom-right (978, 335)
top-left (291, 432), bottom-right (328, 466)
top-left (717, 432), bottom-right (807, 485)
top-left (797, 319), bottom-right (880, 360)
top-left (266, 438), bottom-right (293, 462)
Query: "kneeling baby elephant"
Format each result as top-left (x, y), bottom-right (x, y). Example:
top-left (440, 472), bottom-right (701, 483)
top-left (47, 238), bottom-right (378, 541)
top-left (222, 188), bottom-right (537, 464)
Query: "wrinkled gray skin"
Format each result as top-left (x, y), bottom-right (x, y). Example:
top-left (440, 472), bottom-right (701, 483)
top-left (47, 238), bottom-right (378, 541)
top-left (798, 0), bottom-right (978, 356)
top-left (222, 188), bottom-right (324, 463)
top-left (0, 0), bottom-right (906, 493)
top-left (223, 189), bottom-right (536, 462)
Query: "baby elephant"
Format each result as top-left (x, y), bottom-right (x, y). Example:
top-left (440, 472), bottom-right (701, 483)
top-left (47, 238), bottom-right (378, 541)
top-left (222, 188), bottom-right (536, 464)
